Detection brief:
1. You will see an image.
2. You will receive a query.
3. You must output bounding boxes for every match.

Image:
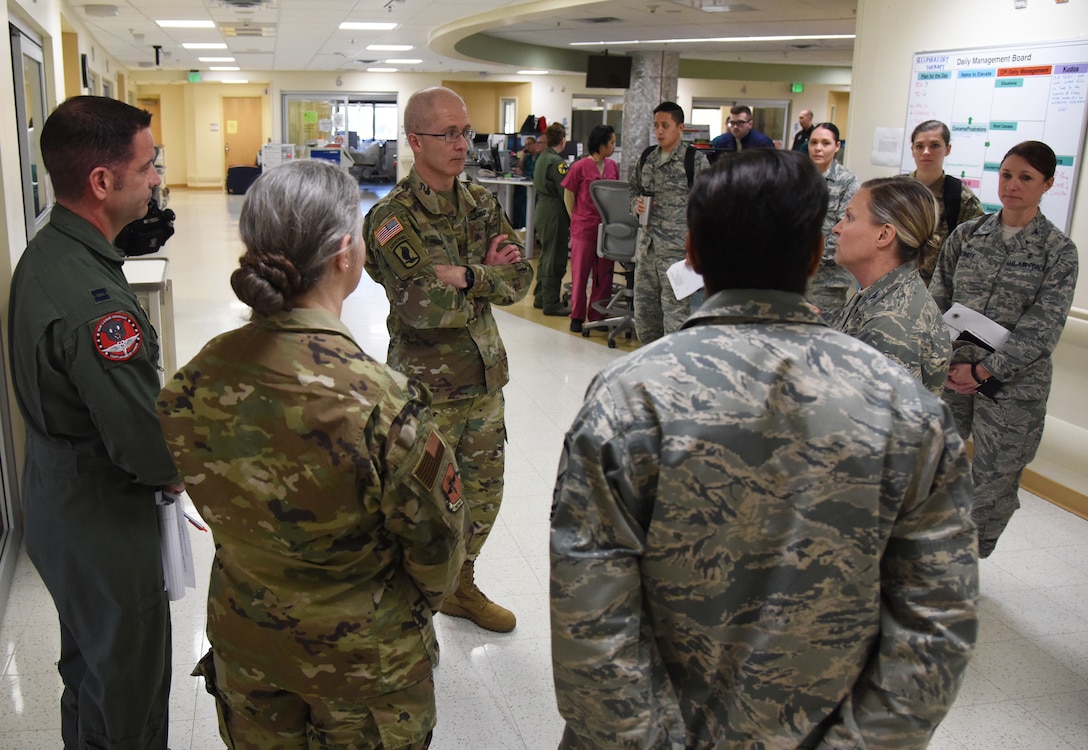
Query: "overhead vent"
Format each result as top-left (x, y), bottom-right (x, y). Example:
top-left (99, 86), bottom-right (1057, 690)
top-left (575, 17), bottom-right (624, 24)
top-left (673, 1), bottom-right (756, 12)
top-left (211, 0), bottom-right (276, 10)
top-left (220, 23), bottom-right (276, 37)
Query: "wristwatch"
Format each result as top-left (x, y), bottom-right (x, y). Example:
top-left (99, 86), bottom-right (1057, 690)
top-left (463, 265), bottom-right (475, 291)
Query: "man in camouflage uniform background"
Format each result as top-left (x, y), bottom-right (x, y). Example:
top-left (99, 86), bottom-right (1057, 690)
top-left (365, 86), bottom-right (533, 632)
top-left (158, 159), bottom-right (469, 748)
top-left (551, 149), bottom-right (978, 749)
top-left (629, 101), bottom-right (709, 343)
top-left (532, 121), bottom-right (572, 315)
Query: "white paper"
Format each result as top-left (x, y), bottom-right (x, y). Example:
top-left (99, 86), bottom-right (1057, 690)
top-left (666, 258), bottom-right (704, 300)
top-left (942, 302), bottom-right (1011, 350)
top-left (871, 127), bottom-right (904, 168)
top-left (157, 491), bottom-right (196, 601)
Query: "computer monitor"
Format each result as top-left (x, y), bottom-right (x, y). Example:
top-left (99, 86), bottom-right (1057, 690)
top-left (490, 145), bottom-right (503, 172)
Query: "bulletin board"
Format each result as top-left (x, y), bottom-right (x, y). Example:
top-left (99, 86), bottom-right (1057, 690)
top-left (900, 39), bottom-right (1088, 232)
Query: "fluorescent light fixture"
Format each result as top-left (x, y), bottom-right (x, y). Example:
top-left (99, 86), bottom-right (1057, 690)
top-left (367, 44), bottom-right (413, 51)
top-left (385, 58), bottom-right (422, 64)
top-left (570, 33), bottom-right (855, 46)
top-left (339, 22), bottom-right (398, 31)
top-left (182, 43), bottom-right (228, 50)
top-left (222, 80), bottom-right (249, 84)
top-left (83, 5), bottom-right (119, 17)
top-left (198, 57), bottom-right (235, 62)
top-left (367, 67), bottom-right (398, 73)
top-left (157, 20), bottom-right (216, 29)
top-left (517, 70), bottom-right (548, 75)
top-left (209, 66), bottom-right (240, 71)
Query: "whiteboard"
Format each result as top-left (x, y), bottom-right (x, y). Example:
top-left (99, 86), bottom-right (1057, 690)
top-left (901, 39), bottom-right (1088, 232)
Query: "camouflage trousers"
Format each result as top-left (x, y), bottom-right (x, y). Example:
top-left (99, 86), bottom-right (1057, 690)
top-left (431, 390), bottom-right (506, 558)
top-left (944, 390), bottom-right (1046, 557)
top-left (195, 650), bottom-right (434, 749)
top-left (634, 240), bottom-right (688, 344)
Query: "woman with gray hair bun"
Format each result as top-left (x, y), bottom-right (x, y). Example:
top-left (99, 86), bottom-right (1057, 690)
top-left (832, 176), bottom-right (951, 395)
top-left (158, 158), bottom-right (469, 748)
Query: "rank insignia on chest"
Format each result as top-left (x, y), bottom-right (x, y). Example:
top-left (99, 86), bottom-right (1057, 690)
top-left (375, 217), bottom-right (404, 247)
top-left (93, 312), bottom-right (143, 362)
top-left (91, 288), bottom-right (111, 303)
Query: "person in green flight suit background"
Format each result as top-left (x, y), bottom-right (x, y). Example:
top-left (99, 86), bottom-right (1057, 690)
top-left (533, 121), bottom-right (572, 316)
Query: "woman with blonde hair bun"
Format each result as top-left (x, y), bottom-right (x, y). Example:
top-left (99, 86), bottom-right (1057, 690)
top-left (833, 176), bottom-right (950, 395)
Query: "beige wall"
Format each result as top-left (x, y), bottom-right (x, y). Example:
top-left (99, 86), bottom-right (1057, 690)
top-left (852, 0), bottom-right (1088, 500)
top-left (443, 81), bottom-right (531, 133)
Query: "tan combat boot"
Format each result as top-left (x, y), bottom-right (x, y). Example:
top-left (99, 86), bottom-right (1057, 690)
top-left (438, 560), bottom-right (517, 632)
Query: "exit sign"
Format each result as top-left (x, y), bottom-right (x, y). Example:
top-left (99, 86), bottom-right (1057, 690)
top-left (791, 82), bottom-right (804, 93)
top-left (188, 70), bottom-right (202, 83)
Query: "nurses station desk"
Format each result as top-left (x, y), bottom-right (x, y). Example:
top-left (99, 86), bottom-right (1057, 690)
top-left (122, 257), bottom-right (176, 384)
top-left (474, 176), bottom-right (536, 258)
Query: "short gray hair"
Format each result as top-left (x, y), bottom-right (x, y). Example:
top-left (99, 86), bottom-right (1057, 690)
top-left (231, 160), bottom-right (361, 315)
top-left (404, 86), bottom-right (465, 135)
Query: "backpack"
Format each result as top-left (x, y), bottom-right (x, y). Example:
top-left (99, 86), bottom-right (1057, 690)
top-left (638, 144), bottom-right (697, 188)
top-left (941, 174), bottom-right (964, 235)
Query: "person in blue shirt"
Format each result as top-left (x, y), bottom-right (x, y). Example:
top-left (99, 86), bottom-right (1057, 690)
top-left (710, 105), bottom-right (776, 152)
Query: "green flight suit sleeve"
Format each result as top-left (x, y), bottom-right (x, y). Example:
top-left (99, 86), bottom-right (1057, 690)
top-left (65, 313), bottom-right (181, 488)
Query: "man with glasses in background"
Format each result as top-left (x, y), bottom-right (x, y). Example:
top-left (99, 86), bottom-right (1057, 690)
top-left (364, 86), bottom-right (533, 633)
top-left (710, 105), bottom-right (776, 152)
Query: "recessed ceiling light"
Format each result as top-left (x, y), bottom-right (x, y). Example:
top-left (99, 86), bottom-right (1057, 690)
top-left (182, 43), bottom-right (228, 50)
top-left (570, 33), bottom-right (855, 46)
top-left (157, 20), bottom-right (216, 29)
top-left (83, 5), bottom-right (119, 18)
top-left (367, 44), bottom-right (413, 51)
top-left (385, 58), bottom-right (421, 64)
top-left (367, 67), bottom-right (398, 73)
top-left (198, 57), bottom-right (235, 62)
top-left (209, 66), bottom-right (240, 71)
top-left (339, 22), bottom-right (398, 31)
top-left (517, 70), bottom-right (548, 75)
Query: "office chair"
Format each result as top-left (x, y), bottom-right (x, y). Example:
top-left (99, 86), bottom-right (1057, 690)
top-left (581, 179), bottom-right (639, 348)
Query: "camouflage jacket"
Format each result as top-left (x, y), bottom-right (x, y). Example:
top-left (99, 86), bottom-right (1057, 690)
top-left (836, 261), bottom-right (951, 395)
top-left (812, 160), bottom-right (860, 292)
top-left (550, 289), bottom-right (978, 750)
top-left (158, 309), bottom-right (469, 705)
top-left (930, 210), bottom-right (1078, 400)
top-left (628, 142), bottom-right (710, 260)
top-left (909, 170), bottom-right (984, 283)
top-left (363, 166), bottom-right (534, 402)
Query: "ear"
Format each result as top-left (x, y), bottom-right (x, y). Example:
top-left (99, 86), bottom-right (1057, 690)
top-left (874, 223), bottom-right (898, 250)
top-left (685, 232), bottom-right (703, 274)
top-left (1043, 176), bottom-right (1055, 193)
top-left (87, 166), bottom-right (112, 201)
top-left (336, 234), bottom-right (354, 271)
top-left (406, 133), bottom-right (423, 154)
top-left (807, 235), bottom-right (824, 279)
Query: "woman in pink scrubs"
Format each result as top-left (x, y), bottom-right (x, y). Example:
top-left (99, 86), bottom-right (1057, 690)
top-left (562, 125), bottom-right (620, 333)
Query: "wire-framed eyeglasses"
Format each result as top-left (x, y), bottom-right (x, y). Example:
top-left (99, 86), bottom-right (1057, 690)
top-left (414, 128), bottom-right (476, 143)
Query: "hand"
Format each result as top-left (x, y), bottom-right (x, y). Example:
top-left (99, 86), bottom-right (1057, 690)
top-left (434, 264), bottom-right (468, 288)
top-left (635, 196), bottom-right (647, 215)
top-left (484, 234), bottom-right (522, 266)
top-left (945, 363), bottom-right (978, 395)
top-left (162, 482), bottom-right (186, 495)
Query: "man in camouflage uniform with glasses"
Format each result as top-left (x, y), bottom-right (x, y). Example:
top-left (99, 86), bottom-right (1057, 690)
top-left (364, 86), bottom-right (533, 632)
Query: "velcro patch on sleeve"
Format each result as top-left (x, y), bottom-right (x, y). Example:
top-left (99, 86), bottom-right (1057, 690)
top-left (557, 161), bottom-right (569, 176)
top-left (413, 430), bottom-right (443, 488)
top-left (442, 463), bottom-right (463, 512)
top-left (375, 217), bottom-right (404, 247)
top-left (94, 312), bottom-right (143, 362)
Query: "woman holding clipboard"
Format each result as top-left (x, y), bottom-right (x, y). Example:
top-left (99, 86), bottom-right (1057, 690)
top-left (930, 140), bottom-right (1079, 558)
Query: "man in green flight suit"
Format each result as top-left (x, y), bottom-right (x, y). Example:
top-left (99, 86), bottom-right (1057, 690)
top-left (364, 86), bottom-right (534, 632)
top-left (8, 96), bottom-right (183, 749)
top-left (533, 121), bottom-right (572, 315)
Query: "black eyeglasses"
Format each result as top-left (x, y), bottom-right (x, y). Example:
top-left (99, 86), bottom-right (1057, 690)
top-left (728, 120), bottom-right (751, 127)
top-left (414, 128), bottom-right (476, 143)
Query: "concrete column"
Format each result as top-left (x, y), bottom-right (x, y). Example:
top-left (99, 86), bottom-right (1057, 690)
top-left (620, 51), bottom-right (680, 178)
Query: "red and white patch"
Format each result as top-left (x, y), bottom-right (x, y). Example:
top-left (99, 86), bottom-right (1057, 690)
top-left (94, 312), bottom-right (143, 362)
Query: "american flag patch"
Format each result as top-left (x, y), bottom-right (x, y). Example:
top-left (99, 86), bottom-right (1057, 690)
top-left (375, 217), bottom-right (404, 247)
top-left (413, 431), bottom-right (443, 488)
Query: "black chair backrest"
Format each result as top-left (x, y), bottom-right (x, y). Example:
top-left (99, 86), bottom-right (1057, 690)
top-left (589, 179), bottom-right (639, 263)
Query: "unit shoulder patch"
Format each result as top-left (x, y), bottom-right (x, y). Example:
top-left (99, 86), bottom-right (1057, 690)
top-left (94, 312), bottom-right (143, 362)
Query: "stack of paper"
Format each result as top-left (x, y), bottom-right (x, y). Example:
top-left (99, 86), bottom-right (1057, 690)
top-left (157, 491), bottom-right (196, 601)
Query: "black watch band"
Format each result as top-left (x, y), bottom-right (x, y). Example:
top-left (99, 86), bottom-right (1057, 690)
top-left (463, 265), bottom-right (475, 291)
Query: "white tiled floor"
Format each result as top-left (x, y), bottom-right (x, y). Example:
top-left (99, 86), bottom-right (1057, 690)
top-left (0, 188), bottom-right (1086, 749)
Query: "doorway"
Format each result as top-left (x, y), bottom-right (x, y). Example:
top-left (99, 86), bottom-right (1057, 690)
top-left (223, 97), bottom-right (263, 170)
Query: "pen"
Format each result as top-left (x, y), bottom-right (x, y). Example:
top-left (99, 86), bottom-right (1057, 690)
top-left (184, 511), bottom-right (208, 532)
